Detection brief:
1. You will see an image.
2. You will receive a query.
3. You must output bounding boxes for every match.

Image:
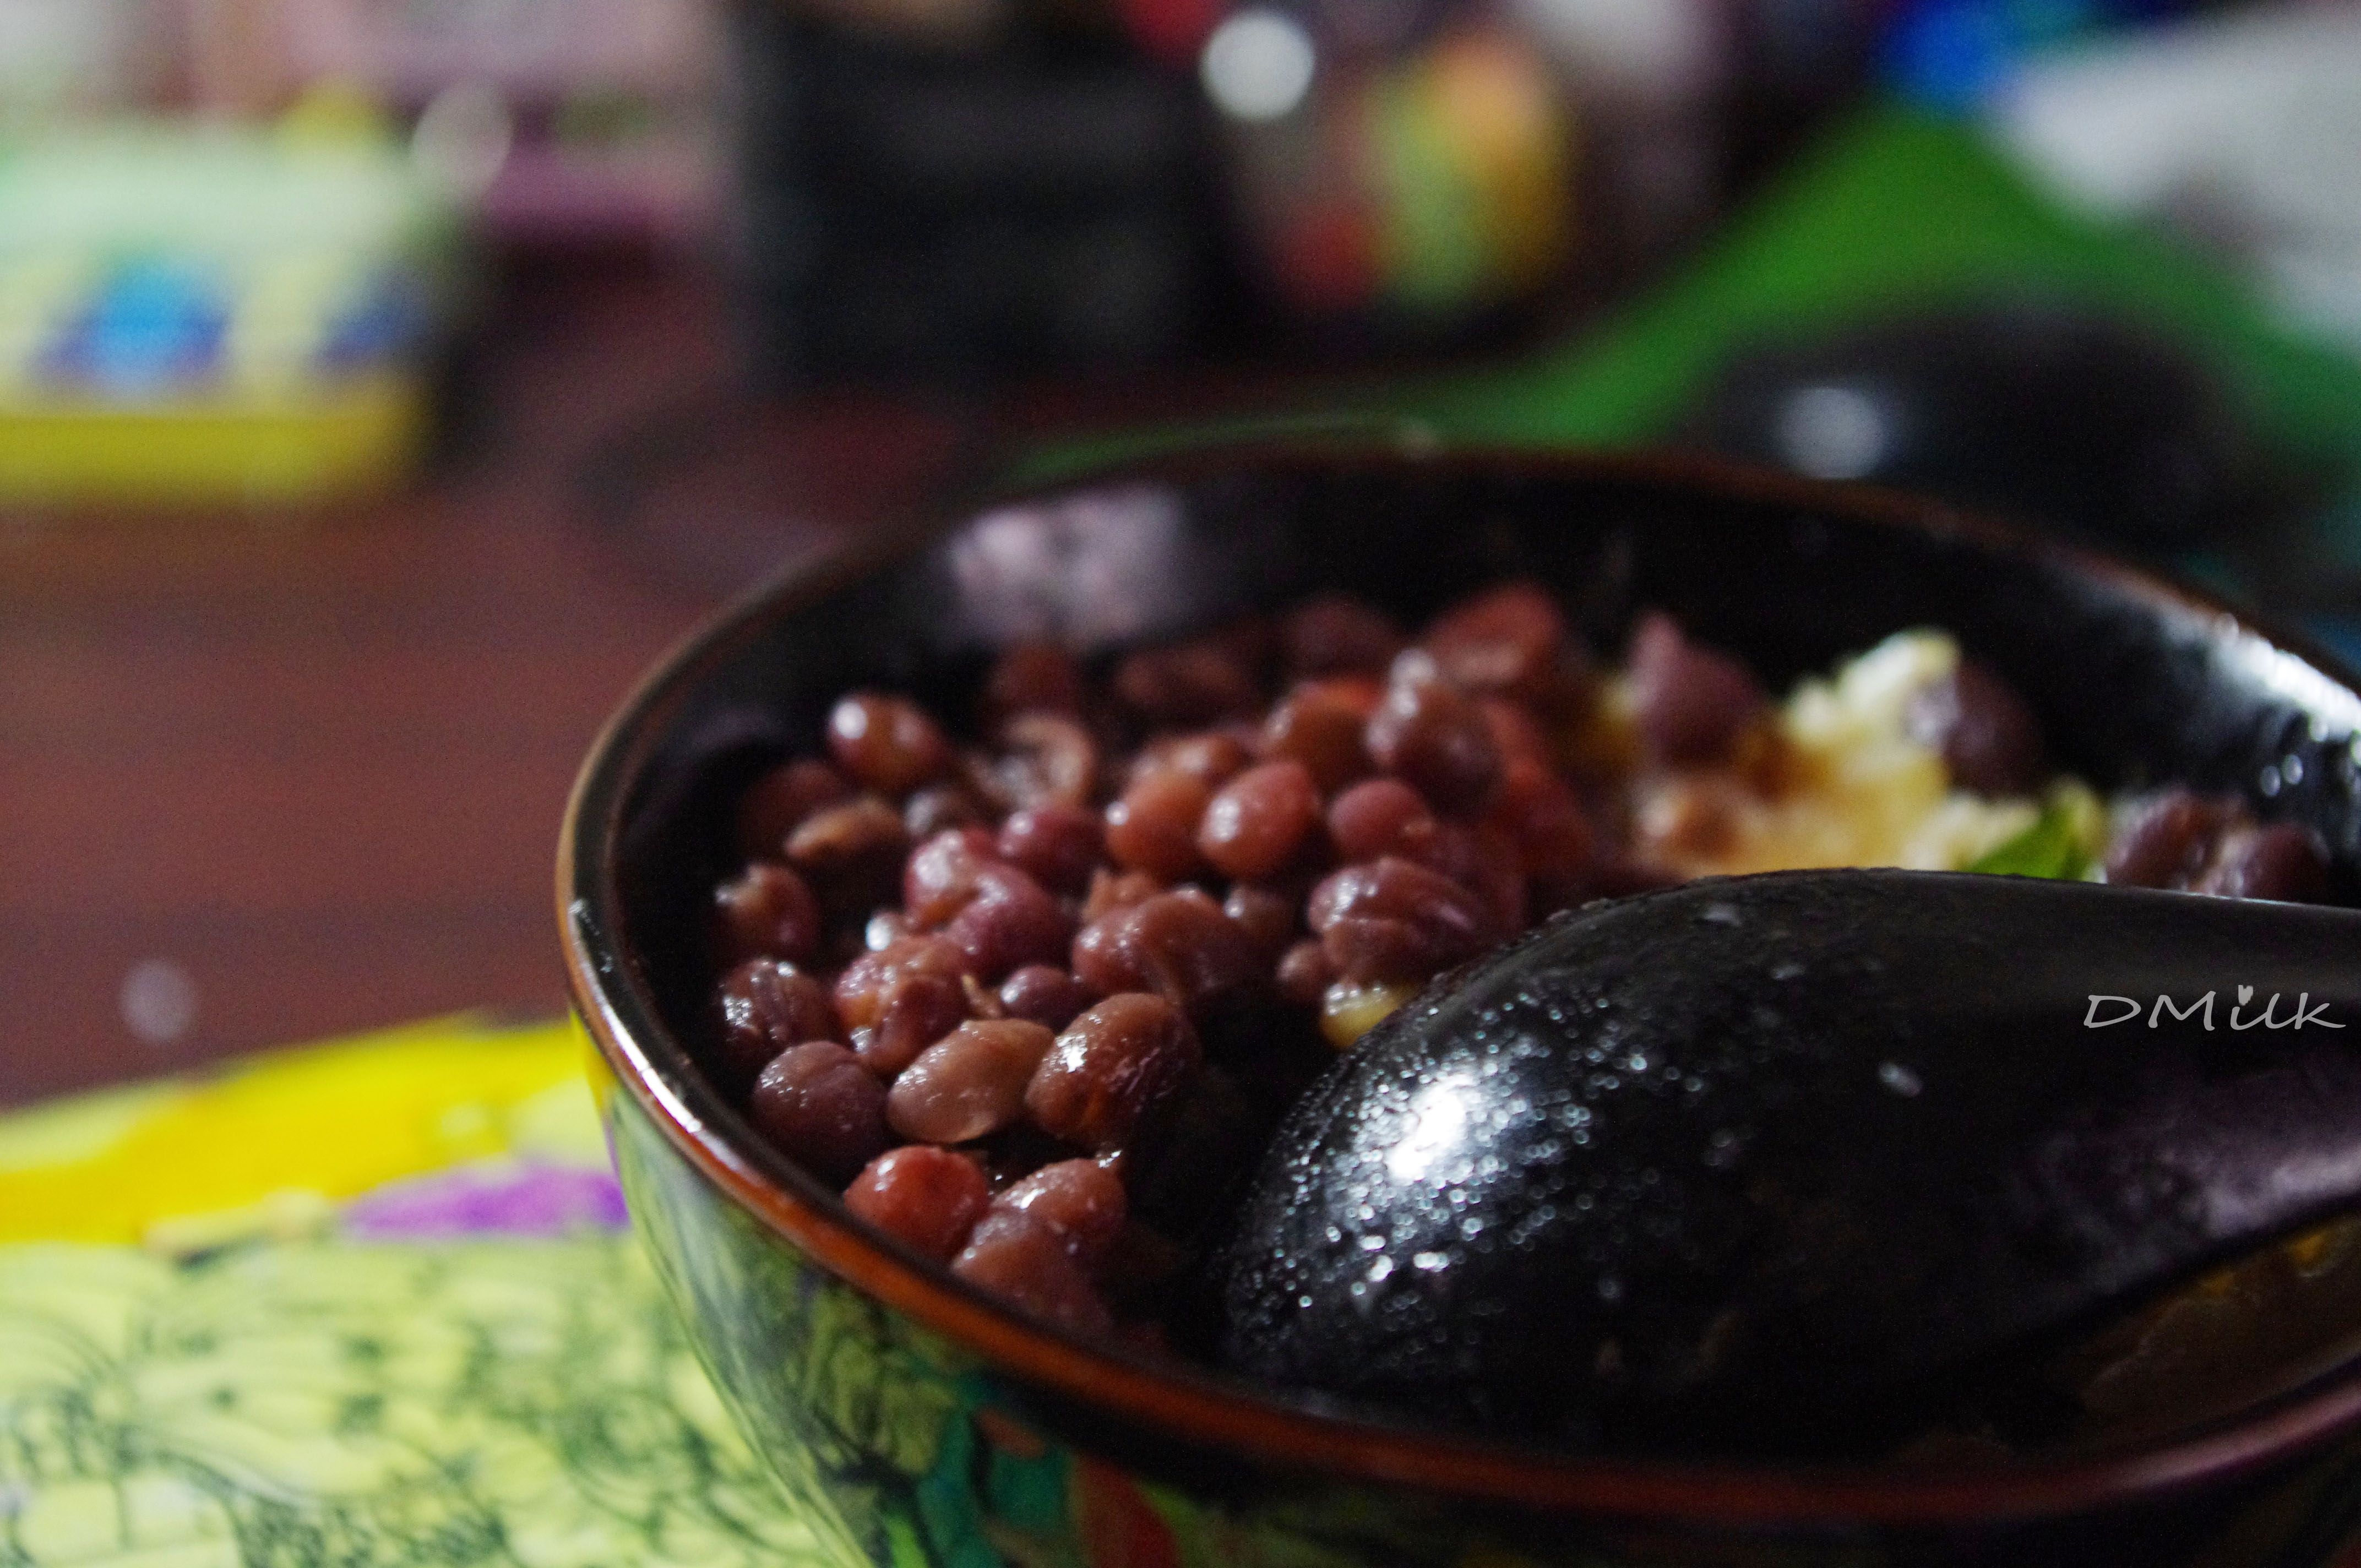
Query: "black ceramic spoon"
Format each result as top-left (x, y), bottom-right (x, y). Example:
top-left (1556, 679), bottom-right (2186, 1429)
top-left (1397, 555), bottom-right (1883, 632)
top-left (1217, 869), bottom-right (2361, 1457)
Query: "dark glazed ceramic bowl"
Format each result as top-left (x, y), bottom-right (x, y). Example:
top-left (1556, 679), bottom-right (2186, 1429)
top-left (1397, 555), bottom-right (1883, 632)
top-left (559, 440), bottom-right (2361, 1568)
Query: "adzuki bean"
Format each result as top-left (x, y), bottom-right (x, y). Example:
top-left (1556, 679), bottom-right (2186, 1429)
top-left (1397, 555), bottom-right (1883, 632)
top-left (997, 805), bottom-right (1105, 896)
top-left (1419, 580), bottom-right (1571, 701)
top-left (984, 711), bottom-right (1098, 810)
top-left (952, 1208), bottom-right (1112, 1333)
top-left (829, 693), bottom-right (952, 796)
top-left (712, 862), bottom-right (822, 966)
top-left (1198, 760), bottom-right (1324, 881)
top-left (715, 958), bottom-right (839, 1077)
top-left (1105, 769), bottom-right (1211, 881)
top-left (1903, 659), bottom-right (2044, 798)
top-left (749, 1042), bottom-right (890, 1183)
top-left (1366, 667), bottom-right (1501, 816)
top-left (845, 1145), bottom-right (991, 1260)
top-left (1308, 856), bottom-right (1495, 983)
top-left (888, 1019), bottom-right (1056, 1145)
top-left (1026, 992), bottom-right (1200, 1152)
top-left (996, 1159), bottom-right (1127, 1267)
top-left (1628, 612), bottom-right (1765, 769)
top-left (735, 758), bottom-right (851, 859)
top-left (1261, 682), bottom-right (1377, 793)
top-left (1071, 890), bottom-right (1261, 1015)
top-left (942, 862), bottom-right (1072, 981)
top-left (999, 965), bottom-right (1094, 1031)
top-left (835, 936), bottom-right (972, 1077)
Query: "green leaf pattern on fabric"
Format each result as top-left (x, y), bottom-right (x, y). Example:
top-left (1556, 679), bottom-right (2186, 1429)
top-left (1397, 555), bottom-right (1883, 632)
top-left (0, 1239), bottom-right (830, 1568)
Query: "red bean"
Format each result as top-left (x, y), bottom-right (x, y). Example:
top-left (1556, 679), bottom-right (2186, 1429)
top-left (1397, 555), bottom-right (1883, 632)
top-left (712, 862), bottom-right (822, 965)
top-left (1081, 865), bottom-right (1163, 922)
top-left (786, 796), bottom-right (911, 917)
top-left (1477, 697), bottom-right (1554, 770)
top-left (1199, 760), bottom-right (1324, 881)
top-left (1280, 593), bottom-right (1402, 679)
top-left (1261, 682), bottom-right (1377, 794)
top-left (984, 642), bottom-right (1084, 722)
top-left (951, 1208), bottom-right (1112, 1333)
top-left (2197, 823), bottom-right (2328, 903)
top-left (1275, 939), bottom-right (1336, 1006)
top-left (904, 827), bottom-right (1002, 928)
top-left (1133, 729), bottom-right (1253, 789)
top-left (1308, 856), bottom-right (1494, 983)
top-left (845, 1146), bottom-right (991, 1260)
top-left (716, 958), bottom-right (839, 1077)
top-left (1627, 612), bottom-right (1765, 769)
top-left (997, 805), bottom-right (1105, 896)
top-left (943, 863), bottom-right (1074, 980)
top-left (996, 1159), bottom-right (1127, 1267)
top-left (749, 1042), bottom-right (891, 1182)
top-left (1071, 890), bottom-right (1261, 1015)
top-left (1903, 660), bottom-right (2044, 797)
top-left (1328, 777), bottom-right (1438, 862)
top-left (1114, 640), bottom-right (1261, 725)
top-left (735, 759), bottom-right (852, 859)
top-left (1419, 581), bottom-right (1569, 700)
top-left (888, 1020), bottom-right (1057, 1144)
top-left (1223, 883), bottom-right (1298, 959)
top-left (828, 693), bottom-right (953, 796)
top-left (904, 784), bottom-right (989, 840)
top-left (1484, 755), bottom-right (1593, 881)
top-left (1105, 769), bottom-right (1210, 880)
top-left (984, 711), bottom-right (1098, 811)
top-left (1461, 824), bottom-right (1528, 936)
top-left (2105, 789), bottom-right (2234, 890)
top-left (999, 965), bottom-right (1094, 1031)
top-left (1026, 992), bottom-right (1201, 1152)
top-left (1360, 810), bottom-right (1521, 930)
top-left (1367, 668), bottom-right (1502, 816)
top-left (834, 935), bottom-right (973, 1076)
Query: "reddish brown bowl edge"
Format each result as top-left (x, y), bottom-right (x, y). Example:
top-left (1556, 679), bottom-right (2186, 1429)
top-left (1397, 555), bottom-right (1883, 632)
top-left (556, 436), bottom-right (2361, 1532)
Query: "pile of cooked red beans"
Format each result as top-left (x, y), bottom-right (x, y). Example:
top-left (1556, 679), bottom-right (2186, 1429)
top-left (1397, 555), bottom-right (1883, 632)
top-left (704, 583), bottom-right (2329, 1341)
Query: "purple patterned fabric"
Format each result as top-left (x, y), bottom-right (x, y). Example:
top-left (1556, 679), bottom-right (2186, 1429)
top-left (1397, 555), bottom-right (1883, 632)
top-left (343, 1161), bottom-right (629, 1239)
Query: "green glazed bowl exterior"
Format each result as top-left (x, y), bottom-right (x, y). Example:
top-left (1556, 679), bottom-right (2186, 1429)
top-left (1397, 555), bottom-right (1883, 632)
top-left (561, 441), bottom-right (2361, 1568)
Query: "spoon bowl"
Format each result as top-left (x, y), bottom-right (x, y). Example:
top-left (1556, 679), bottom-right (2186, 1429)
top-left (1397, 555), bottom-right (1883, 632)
top-left (1221, 870), bottom-right (2361, 1457)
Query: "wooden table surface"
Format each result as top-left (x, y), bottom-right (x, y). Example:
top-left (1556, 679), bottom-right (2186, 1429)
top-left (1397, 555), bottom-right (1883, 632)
top-left (1, 258), bottom-right (754, 1106)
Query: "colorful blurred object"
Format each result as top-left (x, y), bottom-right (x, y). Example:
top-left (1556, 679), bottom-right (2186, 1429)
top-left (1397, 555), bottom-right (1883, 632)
top-left (186, 0), bottom-right (719, 246)
top-left (0, 1013), bottom-right (598, 1248)
top-left (0, 110), bottom-right (463, 505)
top-left (1879, 0), bottom-right (2208, 110)
top-left (1992, 3), bottom-right (2361, 355)
top-left (1215, 17), bottom-right (1574, 324)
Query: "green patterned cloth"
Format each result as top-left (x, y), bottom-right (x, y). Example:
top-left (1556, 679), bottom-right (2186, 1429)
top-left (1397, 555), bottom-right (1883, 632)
top-left (0, 1240), bottom-right (824, 1568)
top-left (0, 1017), bottom-right (836, 1568)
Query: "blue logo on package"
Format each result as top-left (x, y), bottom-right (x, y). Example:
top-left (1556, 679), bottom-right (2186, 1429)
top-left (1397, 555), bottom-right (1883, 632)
top-left (47, 259), bottom-right (230, 397)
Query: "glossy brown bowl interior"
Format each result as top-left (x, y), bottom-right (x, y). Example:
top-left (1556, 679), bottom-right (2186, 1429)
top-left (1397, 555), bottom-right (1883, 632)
top-left (560, 439), bottom-right (2361, 1531)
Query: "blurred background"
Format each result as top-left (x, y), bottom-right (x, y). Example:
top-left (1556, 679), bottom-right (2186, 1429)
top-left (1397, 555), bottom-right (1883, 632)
top-left (6, 0), bottom-right (2361, 1104)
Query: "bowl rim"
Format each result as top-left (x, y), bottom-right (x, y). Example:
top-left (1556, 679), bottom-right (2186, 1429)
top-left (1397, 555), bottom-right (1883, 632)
top-left (558, 435), bottom-right (2361, 1529)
